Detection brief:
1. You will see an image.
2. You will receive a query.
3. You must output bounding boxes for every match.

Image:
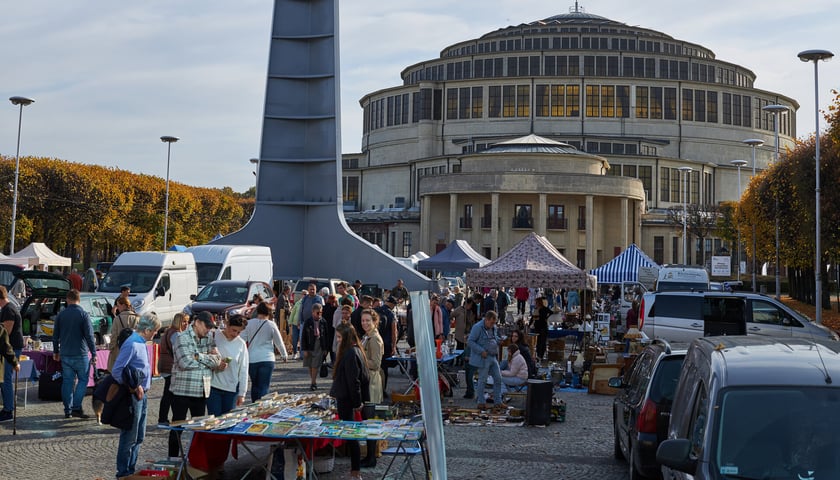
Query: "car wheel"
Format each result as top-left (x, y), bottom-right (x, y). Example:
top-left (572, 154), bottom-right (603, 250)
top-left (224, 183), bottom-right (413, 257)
top-left (613, 420), bottom-right (625, 460)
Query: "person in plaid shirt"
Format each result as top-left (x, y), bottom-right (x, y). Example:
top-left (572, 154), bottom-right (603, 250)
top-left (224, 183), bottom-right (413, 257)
top-left (167, 311), bottom-right (222, 457)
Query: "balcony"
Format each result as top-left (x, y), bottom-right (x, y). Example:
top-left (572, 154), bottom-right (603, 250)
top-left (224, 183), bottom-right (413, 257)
top-left (547, 217), bottom-right (568, 230)
top-left (480, 217), bottom-right (492, 229)
top-left (459, 217), bottom-right (473, 229)
top-left (577, 218), bottom-right (586, 230)
top-left (512, 216), bottom-right (534, 229)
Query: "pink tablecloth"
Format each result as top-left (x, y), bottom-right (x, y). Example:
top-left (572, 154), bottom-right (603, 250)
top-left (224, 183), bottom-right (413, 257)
top-left (24, 345), bottom-right (156, 387)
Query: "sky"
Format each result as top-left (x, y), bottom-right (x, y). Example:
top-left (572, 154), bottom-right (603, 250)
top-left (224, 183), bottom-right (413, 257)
top-left (1, 0), bottom-right (838, 193)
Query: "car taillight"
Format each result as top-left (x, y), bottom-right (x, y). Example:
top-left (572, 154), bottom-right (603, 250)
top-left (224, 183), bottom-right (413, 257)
top-left (636, 398), bottom-right (658, 434)
top-left (638, 298), bottom-right (645, 329)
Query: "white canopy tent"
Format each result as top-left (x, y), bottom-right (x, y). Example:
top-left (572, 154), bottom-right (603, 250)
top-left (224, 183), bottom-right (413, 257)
top-left (9, 242), bottom-right (71, 268)
top-left (0, 252), bottom-right (39, 267)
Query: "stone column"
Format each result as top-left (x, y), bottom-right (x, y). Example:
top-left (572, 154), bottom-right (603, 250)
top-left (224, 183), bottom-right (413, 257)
top-left (537, 193), bottom-right (547, 236)
top-left (449, 193), bottom-right (458, 243)
top-left (621, 197), bottom-right (629, 247)
top-left (422, 195), bottom-right (432, 253)
top-left (585, 195), bottom-right (594, 269)
top-left (491, 193), bottom-right (499, 259)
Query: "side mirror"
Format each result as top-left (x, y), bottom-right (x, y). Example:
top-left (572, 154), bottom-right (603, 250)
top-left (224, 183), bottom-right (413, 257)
top-left (608, 376), bottom-right (626, 389)
top-left (155, 286), bottom-right (165, 298)
top-left (190, 294), bottom-right (196, 300)
top-left (656, 439), bottom-right (697, 474)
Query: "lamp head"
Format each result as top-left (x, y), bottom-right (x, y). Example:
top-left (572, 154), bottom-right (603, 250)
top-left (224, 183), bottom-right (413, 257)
top-left (249, 158), bottom-right (259, 164)
top-left (678, 166), bottom-right (693, 172)
top-left (762, 104), bottom-right (788, 114)
top-left (798, 49), bottom-right (834, 63)
top-left (160, 136), bottom-right (179, 143)
top-left (742, 139), bottom-right (764, 147)
top-left (730, 160), bottom-right (748, 168)
top-left (9, 96), bottom-right (34, 107)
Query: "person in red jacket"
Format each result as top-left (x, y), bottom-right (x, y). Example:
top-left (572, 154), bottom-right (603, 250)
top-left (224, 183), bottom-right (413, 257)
top-left (514, 287), bottom-right (530, 317)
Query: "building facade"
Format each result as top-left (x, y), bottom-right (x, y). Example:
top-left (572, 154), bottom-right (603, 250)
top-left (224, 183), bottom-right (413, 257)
top-left (342, 7), bottom-right (797, 270)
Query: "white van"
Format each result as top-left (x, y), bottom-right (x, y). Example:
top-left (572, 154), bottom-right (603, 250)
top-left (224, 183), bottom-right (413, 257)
top-left (187, 244), bottom-right (273, 290)
top-left (98, 251), bottom-right (198, 328)
top-left (655, 265), bottom-right (710, 292)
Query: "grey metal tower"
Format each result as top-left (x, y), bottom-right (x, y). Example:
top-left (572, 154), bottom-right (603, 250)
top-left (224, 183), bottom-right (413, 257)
top-left (219, 0), bottom-right (430, 291)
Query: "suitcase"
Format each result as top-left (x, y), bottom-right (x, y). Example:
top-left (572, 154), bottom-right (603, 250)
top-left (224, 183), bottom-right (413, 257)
top-left (38, 371), bottom-right (63, 401)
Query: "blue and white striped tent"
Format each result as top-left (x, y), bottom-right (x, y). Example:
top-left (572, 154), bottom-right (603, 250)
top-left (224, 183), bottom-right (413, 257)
top-left (590, 244), bottom-right (658, 284)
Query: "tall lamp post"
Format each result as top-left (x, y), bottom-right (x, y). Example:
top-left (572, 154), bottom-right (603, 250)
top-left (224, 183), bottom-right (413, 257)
top-left (8, 96), bottom-right (35, 255)
top-left (743, 138), bottom-right (764, 292)
top-left (730, 160), bottom-right (748, 282)
top-left (798, 49), bottom-right (834, 325)
top-left (763, 104), bottom-right (789, 300)
top-left (678, 166), bottom-right (693, 265)
top-left (160, 136), bottom-right (179, 251)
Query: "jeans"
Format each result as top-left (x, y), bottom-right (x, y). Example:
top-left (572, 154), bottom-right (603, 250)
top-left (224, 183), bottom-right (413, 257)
top-left (475, 357), bottom-right (502, 405)
top-left (290, 325), bottom-right (300, 354)
top-left (158, 374), bottom-right (173, 423)
top-left (516, 300), bottom-right (526, 315)
top-left (61, 355), bottom-right (90, 414)
top-left (116, 394), bottom-right (147, 478)
top-left (501, 376), bottom-right (527, 392)
top-left (1, 348), bottom-right (21, 412)
top-left (206, 386), bottom-right (238, 416)
top-left (463, 346), bottom-right (475, 395)
top-left (248, 361), bottom-right (274, 402)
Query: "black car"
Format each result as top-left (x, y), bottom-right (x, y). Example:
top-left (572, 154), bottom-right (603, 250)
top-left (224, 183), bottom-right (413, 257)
top-left (609, 340), bottom-right (686, 480)
top-left (185, 279), bottom-right (275, 320)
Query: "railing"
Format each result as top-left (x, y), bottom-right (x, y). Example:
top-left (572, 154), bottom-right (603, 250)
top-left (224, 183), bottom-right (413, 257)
top-left (459, 217), bottom-right (473, 229)
top-left (547, 217), bottom-right (568, 230)
top-left (480, 217), bottom-right (493, 229)
top-left (512, 216), bottom-right (534, 229)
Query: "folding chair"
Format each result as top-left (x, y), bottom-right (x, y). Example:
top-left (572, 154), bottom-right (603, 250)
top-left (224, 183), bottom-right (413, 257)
top-left (380, 418), bottom-right (429, 480)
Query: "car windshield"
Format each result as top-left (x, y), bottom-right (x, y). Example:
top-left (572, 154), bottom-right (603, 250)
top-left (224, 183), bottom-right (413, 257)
top-left (194, 283), bottom-right (248, 304)
top-left (98, 267), bottom-right (160, 293)
top-left (196, 262), bottom-right (223, 286)
top-left (714, 387), bottom-right (840, 479)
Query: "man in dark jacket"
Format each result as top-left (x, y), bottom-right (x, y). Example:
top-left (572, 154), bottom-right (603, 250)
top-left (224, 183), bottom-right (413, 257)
top-left (0, 286), bottom-right (23, 422)
top-left (53, 289), bottom-right (97, 419)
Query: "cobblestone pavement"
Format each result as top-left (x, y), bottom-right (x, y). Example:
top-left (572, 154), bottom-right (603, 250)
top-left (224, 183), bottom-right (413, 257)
top-left (0, 347), bottom-right (628, 480)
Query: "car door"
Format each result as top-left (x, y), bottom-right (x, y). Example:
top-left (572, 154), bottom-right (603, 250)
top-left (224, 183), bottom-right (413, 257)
top-left (647, 295), bottom-right (704, 342)
top-left (616, 350), bottom-right (655, 454)
top-left (746, 298), bottom-right (797, 337)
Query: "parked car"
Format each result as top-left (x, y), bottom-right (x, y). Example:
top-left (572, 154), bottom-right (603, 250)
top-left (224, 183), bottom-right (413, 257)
top-left (639, 290), bottom-right (838, 342)
top-left (185, 280), bottom-right (275, 320)
top-left (16, 271), bottom-right (113, 345)
top-left (610, 340), bottom-right (686, 480)
top-left (658, 336), bottom-right (840, 479)
top-left (291, 277), bottom-right (347, 302)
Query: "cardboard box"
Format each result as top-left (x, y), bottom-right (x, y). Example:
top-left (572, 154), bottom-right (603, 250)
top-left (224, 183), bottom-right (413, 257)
top-left (587, 364), bottom-right (622, 395)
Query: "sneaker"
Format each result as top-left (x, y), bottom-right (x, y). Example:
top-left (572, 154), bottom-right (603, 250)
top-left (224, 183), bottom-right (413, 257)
top-left (71, 410), bottom-right (91, 419)
top-left (310, 384), bottom-right (318, 391)
top-left (158, 420), bottom-right (170, 427)
top-left (0, 410), bottom-right (12, 422)
top-left (65, 413), bottom-right (72, 419)
top-left (293, 352), bottom-right (300, 360)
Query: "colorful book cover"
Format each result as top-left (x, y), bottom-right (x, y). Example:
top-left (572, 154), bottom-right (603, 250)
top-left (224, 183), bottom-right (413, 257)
top-left (246, 422), bottom-right (270, 434)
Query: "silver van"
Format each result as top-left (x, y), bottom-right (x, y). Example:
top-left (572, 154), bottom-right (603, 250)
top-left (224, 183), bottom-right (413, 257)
top-left (640, 291), bottom-right (838, 342)
top-left (659, 336), bottom-right (840, 479)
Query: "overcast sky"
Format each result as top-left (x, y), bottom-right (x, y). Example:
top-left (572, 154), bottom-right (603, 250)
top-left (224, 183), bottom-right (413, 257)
top-left (1, 0), bottom-right (837, 193)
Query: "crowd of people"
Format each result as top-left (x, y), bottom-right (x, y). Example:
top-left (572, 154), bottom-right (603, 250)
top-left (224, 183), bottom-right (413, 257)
top-left (0, 275), bottom-right (600, 480)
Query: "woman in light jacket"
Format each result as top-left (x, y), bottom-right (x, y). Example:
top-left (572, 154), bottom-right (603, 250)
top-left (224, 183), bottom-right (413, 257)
top-left (241, 302), bottom-right (287, 402)
top-left (359, 308), bottom-right (384, 468)
top-left (500, 343), bottom-right (528, 392)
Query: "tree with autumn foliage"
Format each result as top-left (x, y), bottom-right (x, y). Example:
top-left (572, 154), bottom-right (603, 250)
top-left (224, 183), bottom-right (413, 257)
top-left (738, 90), bottom-right (840, 310)
top-left (0, 156), bottom-right (251, 268)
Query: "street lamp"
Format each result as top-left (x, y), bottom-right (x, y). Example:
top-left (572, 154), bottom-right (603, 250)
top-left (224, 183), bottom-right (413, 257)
top-left (798, 48), bottom-right (834, 325)
top-left (763, 104), bottom-right (789, 300)
top-left (730, 159), bottom-right (748, 281)
top-left (743, 138), bottom-right (764, 292)
top-left (678, 166), bottom-right (693, 265)
top-left (8, 96), bottom-right (34, 255)
top-left (160, 136), bottom-right (179, 251)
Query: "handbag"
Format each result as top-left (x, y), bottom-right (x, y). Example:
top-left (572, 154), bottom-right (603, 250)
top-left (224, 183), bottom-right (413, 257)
top-left (319, 359), bottom-right (329, 378)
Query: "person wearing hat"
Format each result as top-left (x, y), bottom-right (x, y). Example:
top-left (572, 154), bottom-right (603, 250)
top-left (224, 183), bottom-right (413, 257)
top-left (376, 296), bottom-right (398, 393)
top-left (167, 311), bottom-right (223, 458)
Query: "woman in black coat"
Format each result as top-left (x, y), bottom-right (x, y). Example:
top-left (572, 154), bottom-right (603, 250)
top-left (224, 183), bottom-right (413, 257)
top-left (330, 323), bottom-right (370, 480)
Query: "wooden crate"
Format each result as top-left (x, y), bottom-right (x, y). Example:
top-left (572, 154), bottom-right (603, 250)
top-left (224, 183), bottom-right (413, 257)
top-left (587, 364), bottom-right (622, 395)
top-left (546, 349), bottom-right (565, 362)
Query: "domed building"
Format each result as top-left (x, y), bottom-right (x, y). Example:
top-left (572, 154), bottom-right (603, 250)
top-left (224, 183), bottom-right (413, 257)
top-left (341, 5), bottom-right (796, 270)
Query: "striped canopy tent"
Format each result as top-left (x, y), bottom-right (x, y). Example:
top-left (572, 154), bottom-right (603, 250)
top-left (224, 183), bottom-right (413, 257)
top-left (589, 244), bottom-right (658, 284)
top-left (466, 232), bottom-right (596, 289)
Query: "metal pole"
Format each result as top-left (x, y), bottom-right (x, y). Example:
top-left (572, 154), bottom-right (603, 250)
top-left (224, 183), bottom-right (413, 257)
top-left (160, 136), bottom-right (179, 251)
top-left (8, 96), bottom-right (34, 255)
top-left (763, 105), bottom-right (788, 300)
top-left (730, 160), bottom-right (748, 282)
top-left (678, 167), bottom-right (692, 265)
top-left (743, 139), bottom-right (764, 292)
top-left (799, 49), bottom-right (834, 324)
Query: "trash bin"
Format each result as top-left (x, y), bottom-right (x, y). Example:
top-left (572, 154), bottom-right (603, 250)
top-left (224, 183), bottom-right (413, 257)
top-left (525, 379), bottom-right (552, 426)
